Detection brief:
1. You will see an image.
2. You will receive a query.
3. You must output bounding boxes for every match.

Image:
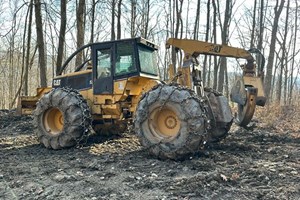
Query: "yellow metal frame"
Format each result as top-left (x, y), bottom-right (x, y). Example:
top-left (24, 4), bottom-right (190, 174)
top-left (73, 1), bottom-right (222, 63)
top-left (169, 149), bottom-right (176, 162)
top-left (166, 38), bottom-right (253, 61)
top-left (17, 87), bottom-right (52, 115)
top-left (18, 73), bottom-right (159, 122)
top-left (243, 76), bottom-right (265, 99)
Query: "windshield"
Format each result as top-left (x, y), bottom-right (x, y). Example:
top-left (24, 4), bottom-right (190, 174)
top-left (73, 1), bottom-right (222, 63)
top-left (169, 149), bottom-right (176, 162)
top-left (138, 44), bottom-right (158, 75)
top-left (115, 42), bottom-right (137, 76)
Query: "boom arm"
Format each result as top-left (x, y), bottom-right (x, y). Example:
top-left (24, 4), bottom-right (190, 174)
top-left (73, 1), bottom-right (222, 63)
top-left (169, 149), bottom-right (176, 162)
top-left (166, 38), bottom-right (254, 62)
top-left (166, 38), bottom-right (266, 78)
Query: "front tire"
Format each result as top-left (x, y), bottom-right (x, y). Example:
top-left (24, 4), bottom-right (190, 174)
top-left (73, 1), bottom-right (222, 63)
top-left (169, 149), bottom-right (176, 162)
top-left (134, 84), bottom-right (207, 160)
top-left (34, 88), bottom-right (91, 149)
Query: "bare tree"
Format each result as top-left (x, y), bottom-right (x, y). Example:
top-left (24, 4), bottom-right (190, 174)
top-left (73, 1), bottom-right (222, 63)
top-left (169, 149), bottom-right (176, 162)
top-left (264, 0), bottom-right (285, 102)
top-left (56, 0), bottom-right (67, 75)
top-left (171, 0), bottom-right (183, 72)
top-left (75, 0), bottom-right (85, 68)
top-left (130, 0), bottom-right (137, 37)
top-left (203, 0), bottom-right (210, 86)
top-left (111, 0), bottom-right (116, 40)
top-left (140, 0), bottom-right (151, 38)
top-left (257, 0), bottom-right (265, 77)
top-left (90, 0), bottom-right (96, 43)
top-left (24, 0), bottom-right (34, 95)
top-left (117, 0), bottom-right (122, 39)
top-left (34, 0), bottom-right (47, 87)
top-left (212, 0), bottom-right (218, 90)
top-left (217, 0), bottom-right (232, 94)
top-left (250, 0), bottom-right (257, 48)
top-left (193, 0), bottom-right (201, 40)
top-left (276, 0), bottom-right (289, 104)
top-left (289, 0), bottom-right (298, 104)
top-left (13, 0), bottom-right (37, 104)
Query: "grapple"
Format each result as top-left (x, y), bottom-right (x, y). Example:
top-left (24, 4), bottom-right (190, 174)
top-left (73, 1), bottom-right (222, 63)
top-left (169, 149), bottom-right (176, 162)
top-left (230, 70), bottom-right (266, 127)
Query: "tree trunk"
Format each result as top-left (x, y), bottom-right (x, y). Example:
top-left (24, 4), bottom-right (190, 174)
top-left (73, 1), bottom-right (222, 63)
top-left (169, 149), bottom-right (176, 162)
top-left (90, 0), bottom-right (95, 43)
top-left (174, 0), bottom-right (182, 40)
top-left (264, 0), bottom-right (285, 102)
top-left (24, 1), bottom-right (33, 95)
top-left (277, 55), bottom-right (283, 104)
top-left (193, 0), bottom-right (201, 40)
top-left (75, 0), bottom-right (85, 67)
top-left (218, 57), bottom-right (226, 93)
top-left (111, 0), bottom-right (115, 40)
top-left (289, 0), bottom-right (298, 105)
top-left (217, 0), bottom-right (231, 93)
top-left (130, 0), bottom-right (137, 37)
top-left (117, 0), bottom-right (122, 39)
top-left (171, 0), bottom-right (183, 72)
top-left (34, 0), bottom-right (47, 87)
top-left (225, 65), bottom-right (229, 97)
top-left (207, 54), bottom-right (212, 87)
top-left (145, 0), bottom-right (150, 38)
top-left (250, 0), bottom-right (257, 49)
top-left (257, 0), bottom-right (265, 76)
top-left (141, 0), bottom-right (150, 38)
top-left (283, 56), bottom-right (288, 105)
top-left (212, 0), bottom-right (218, 90)
top-left (271, 53), bottom-right (280, 101)
top-left (283, 0), bottom-right (290, 105)
top-left (203, 0), bottom-right (210, 86)
top-left (56, 0), bottom-right (67, 76)
top-left (185, 0), bottom-right (190, 38)
top-left (276, 0), bottom-right (289, 104)
top-left (8, 13), bottom-right (16, 108)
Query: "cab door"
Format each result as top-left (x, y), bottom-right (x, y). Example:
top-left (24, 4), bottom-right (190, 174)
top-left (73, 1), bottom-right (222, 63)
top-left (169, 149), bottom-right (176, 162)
top-left (92, 44), bottom-right (114, 94)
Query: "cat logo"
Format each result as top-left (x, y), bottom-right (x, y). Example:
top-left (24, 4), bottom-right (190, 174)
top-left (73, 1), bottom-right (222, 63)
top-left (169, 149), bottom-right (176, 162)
top-left (210, 45), bottom-right (222, 53)
top-left (53, 79), bottom-right (61, 86)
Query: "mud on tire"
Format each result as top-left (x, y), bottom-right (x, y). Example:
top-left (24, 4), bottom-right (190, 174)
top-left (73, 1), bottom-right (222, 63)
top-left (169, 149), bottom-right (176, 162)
top-left (134, 84), bottom-right (207, 160)
top-left (34, 87), bottom-right (92, 149)
top-left (204, 88), bottom-right (233, 143)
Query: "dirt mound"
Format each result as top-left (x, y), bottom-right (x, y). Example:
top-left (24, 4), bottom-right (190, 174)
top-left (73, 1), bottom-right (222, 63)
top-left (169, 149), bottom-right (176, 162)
top-left (0, 111), bottom-right (34, 136)
top-left (0, 112), bottom-right (299, 199)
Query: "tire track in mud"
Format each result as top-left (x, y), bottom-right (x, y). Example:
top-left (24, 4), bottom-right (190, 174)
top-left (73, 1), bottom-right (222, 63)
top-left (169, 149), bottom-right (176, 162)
top-left (0, 113), bottom-right (299, 199)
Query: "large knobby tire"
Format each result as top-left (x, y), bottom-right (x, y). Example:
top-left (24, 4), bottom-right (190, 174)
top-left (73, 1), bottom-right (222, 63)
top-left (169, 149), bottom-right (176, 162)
top-left (34, 87), bottom-right (92, 149)
top-left (134, 84), bottom-right (207, 160)
top-left (204, 88), bottom-right (233, 143)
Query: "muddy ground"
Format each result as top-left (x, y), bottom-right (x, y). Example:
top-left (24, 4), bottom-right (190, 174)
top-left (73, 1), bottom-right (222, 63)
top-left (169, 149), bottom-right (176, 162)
top-left (0, 109), bottom-right (299, 200)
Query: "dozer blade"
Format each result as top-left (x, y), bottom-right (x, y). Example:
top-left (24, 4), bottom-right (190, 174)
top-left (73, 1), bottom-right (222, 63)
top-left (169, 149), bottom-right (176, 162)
top-left (17, 87), bottom-right (52, 115)
top-left (235, 87), bottom-right (257, 127)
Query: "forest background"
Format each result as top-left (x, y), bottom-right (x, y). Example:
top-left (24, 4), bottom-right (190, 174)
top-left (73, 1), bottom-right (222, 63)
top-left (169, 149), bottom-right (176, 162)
top-left (0, 0), bottom-right (299, 110)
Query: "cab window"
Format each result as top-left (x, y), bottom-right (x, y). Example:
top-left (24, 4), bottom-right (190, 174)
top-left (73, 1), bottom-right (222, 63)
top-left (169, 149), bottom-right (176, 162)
top-left (96, 49), bottom-right (111, 78)
top-left (115, 42), bottom-right (137, 76)
top-left (138, 44), bottom-right (158, 75)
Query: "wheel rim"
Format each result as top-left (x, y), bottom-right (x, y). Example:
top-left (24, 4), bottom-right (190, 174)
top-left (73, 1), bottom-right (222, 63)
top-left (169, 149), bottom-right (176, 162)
top-left (149, 107), bottom-right (180, 139)
top-left (43, 107), bottom-right (64, 135)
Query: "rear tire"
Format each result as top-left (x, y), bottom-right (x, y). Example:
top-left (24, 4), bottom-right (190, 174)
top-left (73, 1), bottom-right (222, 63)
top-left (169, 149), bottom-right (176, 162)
top-left (34, 88), bottom-right (91, 149)
top-left (134, 84), bottom-right (207, 160)
top-left (205, 88), bottom-right (233, 142)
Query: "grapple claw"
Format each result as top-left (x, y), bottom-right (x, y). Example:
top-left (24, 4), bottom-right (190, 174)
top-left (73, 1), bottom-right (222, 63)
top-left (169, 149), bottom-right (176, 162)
top-left (235, 87), bottom-right (257, 127)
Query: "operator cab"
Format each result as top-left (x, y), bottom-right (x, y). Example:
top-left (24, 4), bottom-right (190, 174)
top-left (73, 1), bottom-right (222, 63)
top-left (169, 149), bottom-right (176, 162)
top-left (52, 37), bottom-right (159, 95)
top-left (92, 37), bottom-right (159, 94)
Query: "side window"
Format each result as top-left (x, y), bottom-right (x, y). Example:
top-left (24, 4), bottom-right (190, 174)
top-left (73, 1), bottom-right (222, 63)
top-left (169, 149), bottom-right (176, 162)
top-left (138, 45), bottom-right (158, 75)
top-left (115, 42), bottom-right (137, 76)
top-left (97, 49), bottom-right (111, 79)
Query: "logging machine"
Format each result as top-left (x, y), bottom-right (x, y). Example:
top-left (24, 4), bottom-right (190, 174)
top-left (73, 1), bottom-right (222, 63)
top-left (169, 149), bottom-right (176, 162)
top-left (18, 37), bottom-right (266, 159)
